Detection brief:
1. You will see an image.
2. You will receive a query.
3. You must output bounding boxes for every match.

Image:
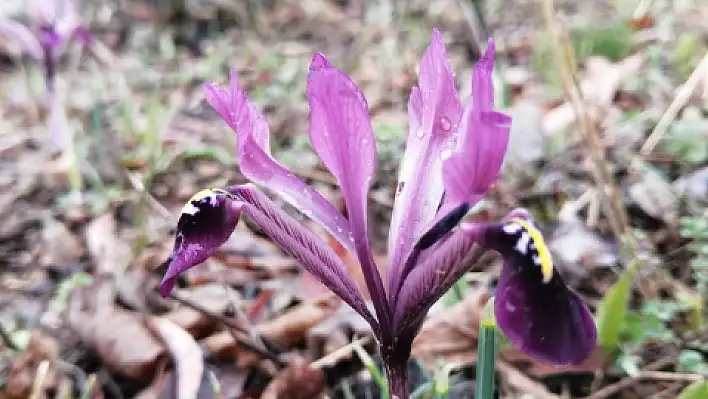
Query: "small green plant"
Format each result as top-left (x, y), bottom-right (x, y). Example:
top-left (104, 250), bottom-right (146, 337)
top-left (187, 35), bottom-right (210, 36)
top-left (661, 107), bottom-right (708, 165)
top-left (679, 215), bottom-right (708, 324)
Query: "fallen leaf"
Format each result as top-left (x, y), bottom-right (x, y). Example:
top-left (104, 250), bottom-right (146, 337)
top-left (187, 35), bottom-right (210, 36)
top-left (85, 213), bottom-right (132, 275)
top-left (548, 204), bottom-right (620, 280)
top-left (261, 359), bottom-right (325, 399)
top-left (412, 290), bottom-right (488, 368)
top-left (146, 317), bottom-right (204, 399)
top-left (257, 297), bottom-right (340, 347)
top-left (4, 329), bottom-right (59, 399)
top-left (67, 277), bottom-right (165, 380)
top-left (39, 217), bottom-right (83, 270)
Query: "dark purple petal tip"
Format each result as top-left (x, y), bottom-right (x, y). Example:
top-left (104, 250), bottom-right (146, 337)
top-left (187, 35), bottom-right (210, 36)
top-left (494, 264), bottom-right (597, 365)
top-left (159, 188), bottom-right (242, 297)
top-left (480, 210), bottom-right (597, 365)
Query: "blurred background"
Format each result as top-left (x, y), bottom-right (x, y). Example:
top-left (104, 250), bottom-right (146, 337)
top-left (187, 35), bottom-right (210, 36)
top-left (1, 0), bottom-right (708, 397)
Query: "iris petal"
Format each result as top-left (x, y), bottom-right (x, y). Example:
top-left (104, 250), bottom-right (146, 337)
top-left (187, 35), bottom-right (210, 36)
top-left (159, 185), bottom-right (378, 331)
top-left (440, 39), bottom-right (511, 215)
top-left (203, 71), bottom-right (355, 254)
top-left (494, 259), bottom-right (596, 365)
top-left (387, 28), bottom-right (463, 298)
top-left (307, 52), bottom-right (390, 329)
top-left (481, 211), bottom-right (597, 365)
top-left (159, 189), bottom-right (242, 297)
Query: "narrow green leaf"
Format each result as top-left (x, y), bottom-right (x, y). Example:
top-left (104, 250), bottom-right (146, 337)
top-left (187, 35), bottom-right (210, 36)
top-left (596, 261), bottom-right (638, 354)
top-left (678, 381), bottom-right (708, 399)
top-left (351, 341), bottom-right (388, 397)
top-left (475, 298), bottom-right (498, 399)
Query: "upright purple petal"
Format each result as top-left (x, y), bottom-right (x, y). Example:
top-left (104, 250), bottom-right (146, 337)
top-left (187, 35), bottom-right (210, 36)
top-left (159, 185), bottom-right (378, 332)
top-left (203, 71), bottom-right (355, 255)
top-left (440, 40), bottom-right (511, 214)
top-left (307, 52), bottom-right (390, 332)
top-left (386, 28), bottom-right (464, 298)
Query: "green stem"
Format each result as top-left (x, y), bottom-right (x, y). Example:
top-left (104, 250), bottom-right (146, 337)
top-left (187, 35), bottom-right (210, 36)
top-left (475, 298), bottom-right (498, 399)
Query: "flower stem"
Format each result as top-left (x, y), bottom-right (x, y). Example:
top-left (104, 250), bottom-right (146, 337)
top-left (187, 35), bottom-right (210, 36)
top-left (475, 298), bottom-right (498, 399)
top-left (385, 360), bottom-right (409, 399)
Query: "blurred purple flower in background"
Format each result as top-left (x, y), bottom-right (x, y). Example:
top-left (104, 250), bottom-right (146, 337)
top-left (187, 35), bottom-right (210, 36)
top-left (0, 0), bottom-right (92, 90)
top-left (159, 28), bottom-right (597, 397)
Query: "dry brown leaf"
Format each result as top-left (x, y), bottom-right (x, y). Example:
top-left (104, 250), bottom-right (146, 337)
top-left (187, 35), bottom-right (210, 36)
top-left (163, 284), bottom-right (231, 337)
top-left (4, 329), bottom-right (59, 399)
top-left (85, 213), bottom-right (132, 275)
top-left (256, 297), bottom-right (340, 347)
top-left (39, 217), bottom-right (83, 269)
top-left (145, 317), bottom-right (204, 399)
top-left (261, 359), bottom-right (325, 399)
top-left (67, 278), bottom-right (165, 380)
top-left (412, 290), bottom-right (488, 368)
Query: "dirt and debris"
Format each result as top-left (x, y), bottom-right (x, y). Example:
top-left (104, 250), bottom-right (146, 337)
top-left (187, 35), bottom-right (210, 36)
top-left (1, 0), bottom-right (708, 397)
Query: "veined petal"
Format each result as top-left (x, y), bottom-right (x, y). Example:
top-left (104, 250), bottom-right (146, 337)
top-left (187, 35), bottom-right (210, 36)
top-left (159, 185), bottom-right (378, 331)
top-left (387, 28), bottom-right (463, 297)
top-left (393, 228), bottom-right (480, 338)
top-left (307, 52), bottom-right (390, 331)
top-left (480, 210), bottom-right (597, 365)
top-left (203, 71), bottom-right (354, 255)
top-left (441, 40), bottom-right (511, 213)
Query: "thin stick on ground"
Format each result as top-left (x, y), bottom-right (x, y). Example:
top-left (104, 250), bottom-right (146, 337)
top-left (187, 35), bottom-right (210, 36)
top-left (310, 336), bottom-right (373, 369)
top-left (540, 0), bottom-right (632, 253)
top-left (166, 291), bottom-right (286, 368)
top-left (639, 50), bottom-right (708, 156)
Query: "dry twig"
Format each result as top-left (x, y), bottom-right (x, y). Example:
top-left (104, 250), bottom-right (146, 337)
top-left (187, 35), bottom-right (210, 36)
top-left (540, 0), bottom-right (631, 249)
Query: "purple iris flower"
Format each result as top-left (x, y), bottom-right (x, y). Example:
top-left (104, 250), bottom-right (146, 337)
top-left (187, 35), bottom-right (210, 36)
top-left (159, 29), bottom-right (596, 397)
top-left (0, 0), bottom-right (93, 90)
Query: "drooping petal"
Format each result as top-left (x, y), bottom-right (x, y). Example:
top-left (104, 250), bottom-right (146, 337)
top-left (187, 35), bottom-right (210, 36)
top-left (494, 258), bottom-right (596, 365)
top-left (159, 188), bottom-right (242, 297)
top-left (480, 210), bottom-right (597, 365)
top-left (440, 40), bottom-right (511, 214)
top-left (159, 185), bottom-right (378, 332)
top-left (203, 71), bottom-right (354, 254)
top-left (307, 52), bottom-right (390, 331)
top-left (387, 28), bottom-right (464, 297)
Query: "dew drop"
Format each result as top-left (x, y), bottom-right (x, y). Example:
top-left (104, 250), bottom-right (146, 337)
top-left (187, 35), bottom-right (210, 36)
top-left (416, 127), bottom-right (425, 139)
top-left (337, 227), bottom-right (343, 233)
top-left (440, 149), bottom-right (452, 160)
top-left (440, 116), bottom-right (452, 131)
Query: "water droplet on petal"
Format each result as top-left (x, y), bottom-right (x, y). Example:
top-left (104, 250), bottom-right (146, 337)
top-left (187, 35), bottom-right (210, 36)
top-left (440, 149), bottom-right (452, 160)
top-left (416, 127), bottom-right (425, 139)
top-left (440, 117), bottom-right (452, 131)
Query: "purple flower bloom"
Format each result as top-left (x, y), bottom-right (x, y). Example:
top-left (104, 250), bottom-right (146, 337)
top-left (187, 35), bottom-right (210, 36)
top-left (0, 0), bottom-right (93, 89)
top-left (159, 29), bottom-right (597, 396)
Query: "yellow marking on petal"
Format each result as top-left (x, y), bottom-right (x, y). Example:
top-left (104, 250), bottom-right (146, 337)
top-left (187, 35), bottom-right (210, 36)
top-left (509, 217), bottom-right (553, 283)
top-left (181, 188), bottom-right (232, 215)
